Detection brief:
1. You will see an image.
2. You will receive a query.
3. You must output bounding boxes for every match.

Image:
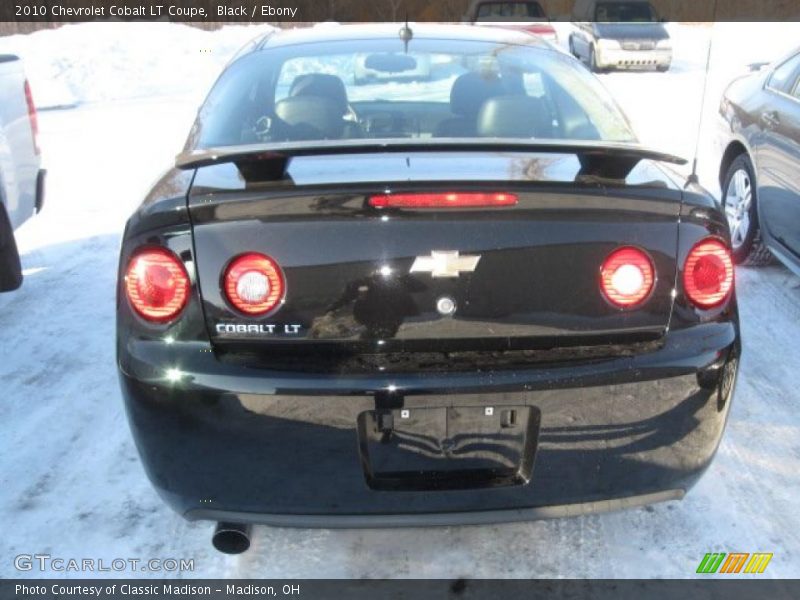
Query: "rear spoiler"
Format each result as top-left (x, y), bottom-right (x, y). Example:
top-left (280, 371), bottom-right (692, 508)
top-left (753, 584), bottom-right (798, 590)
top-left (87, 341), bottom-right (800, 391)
top-left (175, 139), bottom-right (687, 182)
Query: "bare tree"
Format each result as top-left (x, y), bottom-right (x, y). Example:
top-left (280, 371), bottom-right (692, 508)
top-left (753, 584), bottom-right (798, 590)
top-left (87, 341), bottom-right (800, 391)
top-left (439, 0), bottom-right (471, 21)
top-left (374, 0), bottom-right (406, 21)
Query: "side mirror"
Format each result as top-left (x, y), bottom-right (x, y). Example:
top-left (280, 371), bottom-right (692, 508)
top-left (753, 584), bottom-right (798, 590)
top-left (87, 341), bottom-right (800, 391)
top-left (747, 61), bottom-right (769, 72)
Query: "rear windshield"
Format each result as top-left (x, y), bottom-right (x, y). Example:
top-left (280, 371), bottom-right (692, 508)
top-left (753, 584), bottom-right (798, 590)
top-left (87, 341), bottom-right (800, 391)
top-left (595, 2), bottom-right (658, 21)
top-left (189, 37), bottom-right (636, 150)
top-left (476, 2), bottom-right (546, 19)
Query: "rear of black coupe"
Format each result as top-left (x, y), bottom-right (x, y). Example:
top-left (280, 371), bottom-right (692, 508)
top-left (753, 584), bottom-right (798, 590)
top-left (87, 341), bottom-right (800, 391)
top-left (116, 25), bottom-right (740, 551)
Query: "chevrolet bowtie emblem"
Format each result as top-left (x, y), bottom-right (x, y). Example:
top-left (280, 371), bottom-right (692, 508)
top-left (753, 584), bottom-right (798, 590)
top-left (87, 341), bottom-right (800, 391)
top-left (410, 250), bottom-right (481, 278)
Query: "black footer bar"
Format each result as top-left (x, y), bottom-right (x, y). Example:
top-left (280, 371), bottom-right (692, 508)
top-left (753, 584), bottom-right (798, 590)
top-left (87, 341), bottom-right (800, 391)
top-left (3, 579), bottom-right (800, 600)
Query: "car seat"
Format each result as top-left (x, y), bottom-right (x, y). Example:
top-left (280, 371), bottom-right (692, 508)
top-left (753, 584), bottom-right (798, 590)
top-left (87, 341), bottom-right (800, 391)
top-left (275, 73), bottom-right (363, 140)
top-left (435, 72), bottom-right (505, 137)
top-left (476, 95), bottom-right (554, 139)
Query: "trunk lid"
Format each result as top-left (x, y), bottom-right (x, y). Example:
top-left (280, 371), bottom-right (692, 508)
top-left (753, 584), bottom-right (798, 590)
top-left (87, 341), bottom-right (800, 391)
top-left (187, 150), bottom-right (682, 353)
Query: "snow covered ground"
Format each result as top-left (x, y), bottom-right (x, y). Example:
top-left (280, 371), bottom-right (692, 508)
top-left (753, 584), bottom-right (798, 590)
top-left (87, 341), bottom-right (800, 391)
top-left (1, 22), bottom-right (800, 579)
top-left (0, 22), bottom-right (277, 108)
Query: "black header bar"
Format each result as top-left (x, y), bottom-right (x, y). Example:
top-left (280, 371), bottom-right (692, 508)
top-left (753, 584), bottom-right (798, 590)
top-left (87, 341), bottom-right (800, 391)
top-left (2, 0), bottom-right (800, 23)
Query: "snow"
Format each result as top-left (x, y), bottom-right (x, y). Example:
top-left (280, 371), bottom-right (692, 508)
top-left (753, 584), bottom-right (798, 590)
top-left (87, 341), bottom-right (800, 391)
top-left (0, 23), bottom-right (277, 108)
top-left (1, 22), bottom-right (800, 578)
top-left (573, 23), bottom-right (800, 196)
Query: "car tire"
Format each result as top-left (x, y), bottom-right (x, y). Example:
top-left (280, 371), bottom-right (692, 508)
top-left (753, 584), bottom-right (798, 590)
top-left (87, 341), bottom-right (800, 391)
top-left (656, 64), bottom-right (670, 72)
top-left (721, 154), bottom-right (774, 266)
top-left (588, 45), bottom-right (603, 73)
top-left (0, 200), bottom-right (23, 292)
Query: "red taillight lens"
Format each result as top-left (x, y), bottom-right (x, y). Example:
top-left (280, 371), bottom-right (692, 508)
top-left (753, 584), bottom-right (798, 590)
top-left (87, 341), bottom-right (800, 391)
top-left (683, 239), bottom-right (734, 308)
top-left (369, 192), bottom-right (518, 209)
top-left (224, 253), bottom-right (285, 316)
top-left (600, 246), bottom-right (655, 307)
top-left (23, 79), bottom-right (39, 155)
top-left (125, 248), bottom-right (190, 322)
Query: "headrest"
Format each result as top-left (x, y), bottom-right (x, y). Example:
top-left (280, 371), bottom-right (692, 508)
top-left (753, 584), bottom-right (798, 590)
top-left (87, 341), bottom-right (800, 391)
top-left (289, 73), bottom-right (348, 116)
top-left (476, 95), bottom-right (551, 139)
top-left (275, 96), bottom-right (345, 139)
top-left (449, 71), bottom-right (504, 117)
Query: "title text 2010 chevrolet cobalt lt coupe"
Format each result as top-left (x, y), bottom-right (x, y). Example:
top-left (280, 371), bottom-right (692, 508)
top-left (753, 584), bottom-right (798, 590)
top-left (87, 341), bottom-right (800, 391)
top-left (117, 24), bottom-right (740, 553)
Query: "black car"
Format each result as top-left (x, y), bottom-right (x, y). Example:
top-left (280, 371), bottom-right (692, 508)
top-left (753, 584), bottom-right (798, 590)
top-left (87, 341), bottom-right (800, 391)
top-left (718, 47), bottom-right (800, 272)
top-left (117, 24), bottom-right (740, 554)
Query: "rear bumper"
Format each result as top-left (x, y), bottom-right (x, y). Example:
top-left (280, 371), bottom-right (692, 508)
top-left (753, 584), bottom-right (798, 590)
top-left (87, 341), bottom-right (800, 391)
top-left (118, 322), bottom-right (739, 525)
top-left (188, 490), bottom-right (684, 528)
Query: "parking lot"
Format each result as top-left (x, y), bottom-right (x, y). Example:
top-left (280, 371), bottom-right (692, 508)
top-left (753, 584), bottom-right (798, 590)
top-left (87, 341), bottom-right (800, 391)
top-left (1, 23), bottom-right (799, 578)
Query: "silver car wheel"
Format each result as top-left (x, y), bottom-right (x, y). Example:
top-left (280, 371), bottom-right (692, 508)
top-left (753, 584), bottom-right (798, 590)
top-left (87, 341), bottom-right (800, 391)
top-left (724, 168), bottom-right (752, 250)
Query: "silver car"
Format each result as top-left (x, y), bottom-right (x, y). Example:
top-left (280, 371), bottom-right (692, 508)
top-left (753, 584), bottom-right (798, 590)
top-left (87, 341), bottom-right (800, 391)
top-left (569, 0), bottom-right (672, 72)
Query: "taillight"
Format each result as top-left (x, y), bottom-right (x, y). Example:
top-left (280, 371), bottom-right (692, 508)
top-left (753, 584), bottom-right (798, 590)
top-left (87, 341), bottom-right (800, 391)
top-left (125, 248), bottom-right (190, 322)
top-left (528, 25), bottom-right (556, 38)
top-left (223, 253), bottom-right (285, 315)
top-left (369, 192), bottom-right (517, 209)
top-left (683, 239), bottom-right (734, 308)
top-left (600, 246), bottom-right (655, 307)
top-left (23, 79), bottom-right (39, 155)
